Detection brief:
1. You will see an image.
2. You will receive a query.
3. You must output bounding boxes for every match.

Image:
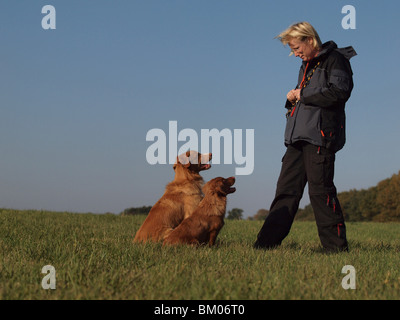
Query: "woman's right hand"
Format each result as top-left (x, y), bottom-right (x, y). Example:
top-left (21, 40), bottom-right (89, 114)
top-left (287, 90), bottom-right (296, 102)
top-left (287, 89), bottom-right (300, 102)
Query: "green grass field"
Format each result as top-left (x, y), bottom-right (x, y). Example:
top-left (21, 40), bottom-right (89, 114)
top-left (1, 209), bottom-right (399, 300)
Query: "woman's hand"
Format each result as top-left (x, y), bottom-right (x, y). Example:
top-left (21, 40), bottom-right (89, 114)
top-left (287, 89), bottom-right (301, 102)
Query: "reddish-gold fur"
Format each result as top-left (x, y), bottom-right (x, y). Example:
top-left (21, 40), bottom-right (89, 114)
top-left (163, 176), bottom-right (236, 247)
top-left (133, 150), bottom-right (212, 243)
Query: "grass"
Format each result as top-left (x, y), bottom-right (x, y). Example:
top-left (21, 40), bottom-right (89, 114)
top-left (1, 208), bottom-right (399, 300)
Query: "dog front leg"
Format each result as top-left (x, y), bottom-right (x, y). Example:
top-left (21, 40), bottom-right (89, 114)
top-left (208, 230), bottom-right (218, 247)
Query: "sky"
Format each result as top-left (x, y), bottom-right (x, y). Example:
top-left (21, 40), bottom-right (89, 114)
top-left (1, 0), bottom-right (400, 218)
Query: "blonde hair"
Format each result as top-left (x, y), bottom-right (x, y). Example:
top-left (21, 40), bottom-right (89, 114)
top-left (276, 22), bottom-right (322, 55)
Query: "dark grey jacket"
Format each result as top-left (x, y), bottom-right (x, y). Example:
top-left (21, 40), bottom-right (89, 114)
top-left (284, 41), bottom-right (356, 152)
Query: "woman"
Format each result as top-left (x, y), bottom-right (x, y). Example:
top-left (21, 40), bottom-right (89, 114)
top-left (254, 22), bottom-right (356, 252)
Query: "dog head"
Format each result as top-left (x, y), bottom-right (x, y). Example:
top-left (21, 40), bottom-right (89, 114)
top-left (173, 150), bottom-right (212, 173)
top-left (203, 176), bottom-right (236, 197)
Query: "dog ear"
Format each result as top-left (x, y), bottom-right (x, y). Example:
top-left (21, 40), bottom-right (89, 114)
top-left (177, 154), bottom-right (191, 168)
top-left (183, 150), bottom-right (191, 167)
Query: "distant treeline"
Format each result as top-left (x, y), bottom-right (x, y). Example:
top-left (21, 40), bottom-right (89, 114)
top-left (249, 171), bottom-right (400, 222)
top-left (295, 171), bottom-right (400, 222)
top-left (121, 206), bottom-right (152, 216)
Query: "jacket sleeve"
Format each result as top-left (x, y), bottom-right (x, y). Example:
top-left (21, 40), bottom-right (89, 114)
top-left (300, 53), bottom-right (353, 108)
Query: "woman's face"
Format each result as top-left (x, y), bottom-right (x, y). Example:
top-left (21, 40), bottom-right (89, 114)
top-left (289, 38), bottom-right (318, 61)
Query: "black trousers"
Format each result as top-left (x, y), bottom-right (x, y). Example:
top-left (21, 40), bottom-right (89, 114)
top-left (254, 141), bottom-right (348, 251)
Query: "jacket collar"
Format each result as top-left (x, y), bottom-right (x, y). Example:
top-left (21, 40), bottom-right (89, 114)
top-left (318, 41), bottom-right (338, 57)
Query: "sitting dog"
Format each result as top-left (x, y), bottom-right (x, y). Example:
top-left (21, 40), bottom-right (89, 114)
top-left (133, 150), bottom-right (212, 243)
top-left (163, 176), bottom-right (236, 247)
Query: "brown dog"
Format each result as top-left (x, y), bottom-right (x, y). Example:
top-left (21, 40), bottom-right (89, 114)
top-left (163, 176), bottom-right (236, 247)
top-left (133, 150), bottom-right (212, 243)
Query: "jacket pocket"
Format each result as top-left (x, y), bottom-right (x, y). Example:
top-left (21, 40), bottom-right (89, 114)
top-left (321, 114), bottom-right (346, 152)
top-left (291, 104), bottom-right (322, 145)
top-left (308, 152), bottom-right (336, 195)
top-left (284, 111), bottom-right (296, 146)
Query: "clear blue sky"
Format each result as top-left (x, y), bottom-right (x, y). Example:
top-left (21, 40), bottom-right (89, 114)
top-left (1, 0), bottom-right (400, 217)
